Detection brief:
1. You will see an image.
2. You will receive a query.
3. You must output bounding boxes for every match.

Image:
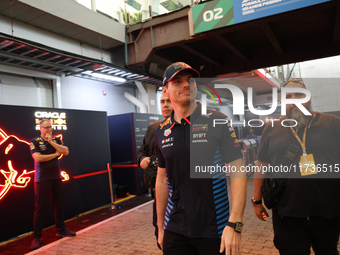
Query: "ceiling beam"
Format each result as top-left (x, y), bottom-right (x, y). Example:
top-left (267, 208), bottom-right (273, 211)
top-left (0, 41), bottom-right (12, 50)
top-left (65, 60), bottom-right (82, 66)
top-left (0, 51), bottom-right (81, 73)
top-left (45, 55), bottom-right (62, 62)
top-left (55, 57), bottom-right (72, 64)
top-left (262, 23), bottom-right (284, 55)
top-left (20, 48), bottom-right (38, 56)
top-left (214, 34), bottom-right (249, 62)
top-left (33, 52), bottom-right (50, 59)
top-left (179, 44), bottom-right (222, 67)
top-left (333, 3), bottom-right (340, 43)
top-left (6, 44), bottom-right (25, 53)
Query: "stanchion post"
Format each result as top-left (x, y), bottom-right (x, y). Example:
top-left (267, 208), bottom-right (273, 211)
top-left (107, 163), bottom-right (121, 210)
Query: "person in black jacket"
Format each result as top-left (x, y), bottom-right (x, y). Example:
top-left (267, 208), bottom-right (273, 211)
top-left (137, 92), bottom-right (172, 249)
top-left (253, 79), bottom-right (340, 255)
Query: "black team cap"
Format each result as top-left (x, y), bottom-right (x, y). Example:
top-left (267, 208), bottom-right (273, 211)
top-left (163, 62), bottom-right (200, 86)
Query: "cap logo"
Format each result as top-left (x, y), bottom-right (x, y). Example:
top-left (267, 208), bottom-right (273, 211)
top-left (174, 63), bottom-right (188, 69)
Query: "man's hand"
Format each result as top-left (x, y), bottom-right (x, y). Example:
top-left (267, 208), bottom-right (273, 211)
top-left (158, 227), bottom-right (164, 250)
top-left (253, 204), bottom-right (269, 221)
top-left (220, 226), bottom-right (241, 255)
top-left (140, 157), bottom-right (151, 170)
top-left (46, 133), bottom-right (53, 144)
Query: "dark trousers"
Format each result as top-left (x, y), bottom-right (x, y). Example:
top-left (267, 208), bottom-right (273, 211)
top-left (163, 230), bottom-right (223, 255)
top-left (33, 179), bottom-right (66, 238)
top-left (272, 209), bottom-right (340, 255)
top-left (152, 190), bottom-right (161, 250)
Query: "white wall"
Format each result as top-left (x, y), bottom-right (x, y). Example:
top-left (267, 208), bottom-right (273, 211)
top-left (0, 73), bottom-right (53, 107)
top-left (20, 0), bottom-right (125, 42)
top-left (60, 76), bottom-right (136, 115)
top-left (0, 64), bottom-right (137, 115)
top-left (298, 56), bottom-right (340, 113)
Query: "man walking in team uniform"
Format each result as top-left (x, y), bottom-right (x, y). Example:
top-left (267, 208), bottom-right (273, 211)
top-left (155, 62), bottom-right (247, 255)
top-left (30, 119), bottom-right (75, 250)
top-left (253, 79), bottom-right (340, 254)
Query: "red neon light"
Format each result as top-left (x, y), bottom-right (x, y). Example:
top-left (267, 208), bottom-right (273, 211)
top-left (73, 170), bottom-right (109, 179)
top-left (0, 128), bottom-right (70, 201)
top-left (0, 129), bottom-right (30, 146)
top-left (5, 144), bottom-right (13, 154)
top-left (0, 160), bottom-right (35, 200)
top-left (55, 134), bottom-right (64, 160)
top-left (0, 129), bottom-right (7, 140)
top-left (61, 171), bottom-right (69, 181)
top-left (112, 164), bottom-right (138, 167)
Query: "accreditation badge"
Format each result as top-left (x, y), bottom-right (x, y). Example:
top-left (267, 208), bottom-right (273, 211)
top-left (299, 154), bottom-right (317, 176)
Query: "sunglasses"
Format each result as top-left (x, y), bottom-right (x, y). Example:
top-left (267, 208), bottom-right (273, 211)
top-left (280, 78), bottom-right (304, 87)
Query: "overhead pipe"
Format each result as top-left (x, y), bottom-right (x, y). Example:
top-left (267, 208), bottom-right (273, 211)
top-left (124, 92), bottom-right (148, 113)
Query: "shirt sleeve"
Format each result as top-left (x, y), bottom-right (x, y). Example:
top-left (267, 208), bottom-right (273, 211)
top-left (30, 139), bottom-right (40, 154)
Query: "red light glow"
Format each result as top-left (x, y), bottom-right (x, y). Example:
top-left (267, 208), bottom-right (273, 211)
top-left (112, 164), bottom-right (138, 168)
top-left (55, 134), bottom-right (64, 160)
top-left (73, 170), bottom-right (109, 179)
top-left (0, 128), bottom-right (69, 201)
top-left (61, 171), bottom-right (69, 181)
top-left (0, 160), bottom-right (35, 200)
top-left (5, 144), bottom-right (13, 154)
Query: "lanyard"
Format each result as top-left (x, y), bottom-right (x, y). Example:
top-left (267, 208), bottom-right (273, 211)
top-left (289, 113), bottom-right (315, 156)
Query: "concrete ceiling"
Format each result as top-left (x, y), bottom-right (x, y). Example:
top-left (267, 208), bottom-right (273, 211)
top-left (0, 0), bottom-right (123, 50)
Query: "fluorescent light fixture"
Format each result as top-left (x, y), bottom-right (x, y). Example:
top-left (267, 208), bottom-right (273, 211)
top-left (91, 72), bottom-right (126, 83)
top-left (127, 74), bottom-right (138, 78)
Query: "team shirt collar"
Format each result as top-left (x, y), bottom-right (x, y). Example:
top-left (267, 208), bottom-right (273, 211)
top-left (169, 102), bottom-right (201, 130)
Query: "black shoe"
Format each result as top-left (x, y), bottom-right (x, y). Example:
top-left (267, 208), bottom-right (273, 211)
top-left (56, 229), bottom-right (76, 238)
top-left (31, 238), bottom-right (41, 250)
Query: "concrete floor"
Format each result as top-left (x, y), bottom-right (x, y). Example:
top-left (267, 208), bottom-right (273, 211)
top-left (26, 179), bottom-right (339, 255)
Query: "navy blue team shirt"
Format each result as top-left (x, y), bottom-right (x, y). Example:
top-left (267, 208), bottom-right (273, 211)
top-left (30, 136), bottom-right (62, 182)
top-left (154, 103), bottom-right (242, 238)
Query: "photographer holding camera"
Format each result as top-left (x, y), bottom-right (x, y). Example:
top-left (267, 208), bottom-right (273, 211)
top-left (137, 92), bottom-right (172, 249)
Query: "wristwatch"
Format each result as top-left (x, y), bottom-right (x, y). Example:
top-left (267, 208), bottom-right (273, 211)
top-left (251, 197), bottom-right (262, 205)
top-left (226, 221), bottom-right (243, 233)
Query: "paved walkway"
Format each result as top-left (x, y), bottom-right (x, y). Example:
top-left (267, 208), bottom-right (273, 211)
top-left (26, 179), bottom-right (337, 255)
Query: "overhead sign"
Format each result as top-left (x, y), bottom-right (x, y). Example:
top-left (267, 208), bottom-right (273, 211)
top-left (192, 0), bottom-right (331, 34)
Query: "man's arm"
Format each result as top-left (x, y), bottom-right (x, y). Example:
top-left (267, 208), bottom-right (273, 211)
top-left (253, 160), bottom-right (269, 221)
top-left (32, 152), bottom-right (60, 163)
top-left (46, 134), bottom-right (69, 155)
top-left (155, 166), bottom-right (169, 250)
top-left (220, 158), bottom-right (246, 255)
